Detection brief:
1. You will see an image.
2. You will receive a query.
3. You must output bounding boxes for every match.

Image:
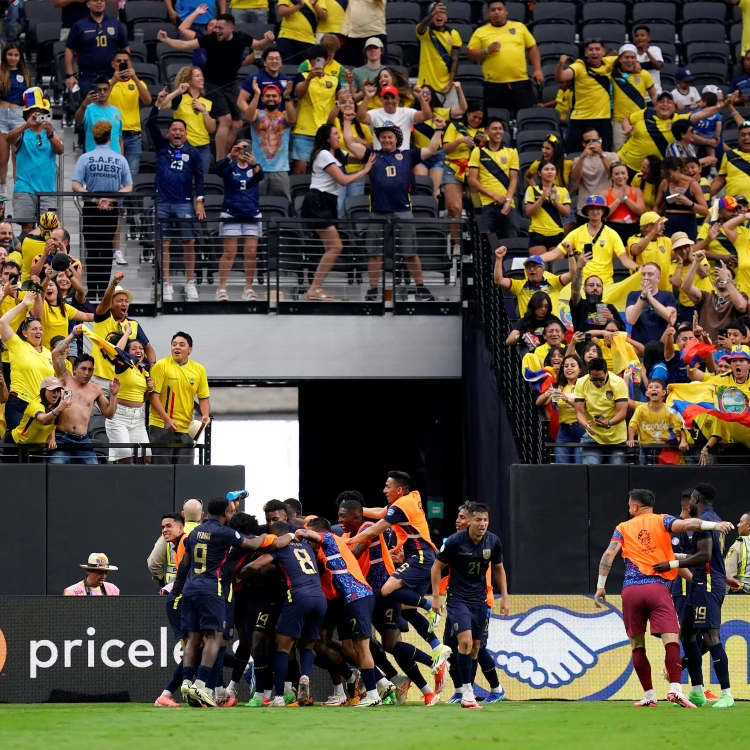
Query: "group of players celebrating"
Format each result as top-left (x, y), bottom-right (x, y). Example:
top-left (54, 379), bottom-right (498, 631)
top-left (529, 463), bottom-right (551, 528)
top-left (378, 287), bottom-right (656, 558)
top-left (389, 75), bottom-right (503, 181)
top-left (156, 471), bottom-right (509, 709)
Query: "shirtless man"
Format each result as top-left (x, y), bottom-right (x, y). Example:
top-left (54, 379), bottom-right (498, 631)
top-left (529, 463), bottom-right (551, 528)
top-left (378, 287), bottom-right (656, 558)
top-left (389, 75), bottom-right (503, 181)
top-left (50, 328), bottom-right (119, 464)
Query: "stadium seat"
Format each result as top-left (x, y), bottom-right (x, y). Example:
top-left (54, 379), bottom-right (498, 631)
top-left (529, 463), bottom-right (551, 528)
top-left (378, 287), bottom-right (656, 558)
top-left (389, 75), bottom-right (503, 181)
top-left (388, 44), bottom-right (403, 66)
top-left (532, 3), bottom-right (576, 25)
top-left (580, 23), bottom-right (626, 48)
top-left (289, 174), bottom-right (312, 206)
top-left (204, 175), bottom-right (225, 196)
top-left (486, 107), bottom-right (511, 125)
top-left (538, 43), bottom-right (579, 66)
top-left (344, 195), bottom-right (373, 220)
top-left (731, 24), bottom-right (743, 48)
top-left (516, 107), bottom-right (560, 131)
top-left (134, 23), bottom-right (178, 64)
top-left (532, 25), bottom-right (576, 46)
top-left (259, 195), bottom-right (291, 218)
top-left (123, 1), bottom-right (169, 33)
top-left (581, 3), bottom-right (626, 26)
top-left (658, 42), bottom-right (677, 65)
top-left (458, 82), bottom-right (484, 102)
top-left (688, 62), bottom-right (731, 89)
top-left (132, 173), bottom-right (158, 194)
top-left (236, 65), bottom-right (259, 84)
top-left (411, 175), bottom-right (436, 197)
top-left (236, 23), bottom-right (275, 42)
top-left (682, 2), bottom-right (727, 26)
top-left (129, 41), bottom-right (149, 64)
top-left (516, 130), bottom-right (555, 154)
top-left (686, 43), bottom-right (731, 66)
top-left (449, 23), bottom-right (475, 47)
top-left (132, 62), bottom-right (160, 87)
top-left (159, 51), bottom-right (193, 82)
top-left (385, 3), bottom-right (422, 25)
top-left (410, 195), bottom-right (439, 217)
top-left (456, 63), bottom-right (484, 84)
top-left (504, 2), bottom-right (527, 23)
top-left (643, 23), bottom-right (677, 46)
top-left (33, 22), bottom-right (63, 85)
top-left (443, 3), bottom-right (472, 24)
top-left (540, 84), bottom-right (559, 105)
top-left (24, 0), bottom-right (61, 29)
top-left (138, 151), bottom-right (157, 174)
top-left (632, 4), bottom-right (677, 25)
top-left (384, 25), bottom-right (420, 72)
top-left (681, 26), bottom-right (727, 46)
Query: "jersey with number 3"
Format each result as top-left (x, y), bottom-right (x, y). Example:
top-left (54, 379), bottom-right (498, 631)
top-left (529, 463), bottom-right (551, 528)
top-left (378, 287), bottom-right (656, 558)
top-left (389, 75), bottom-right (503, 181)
top-left (183, 518), bottom-right (246, 597)
top-left (270, 540), bottom-right (324, 601)
top-left (437, 529), bottom-right (503, 604)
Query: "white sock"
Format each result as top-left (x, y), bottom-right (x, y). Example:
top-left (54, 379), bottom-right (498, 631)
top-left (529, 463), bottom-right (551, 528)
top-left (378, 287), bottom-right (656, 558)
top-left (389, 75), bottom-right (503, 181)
top-left (644, 689), bottom-right (656, 701)
top-left (160, 690), bottom-right (172, 698)
top-left (227, 680), bottom-right (237, 691)
top-left (462, 683), bottom-right (473, 695)
top-left (420, 684), bottom-right (431, 695)
top-left (669, 683), bottom-right (681, 695)
top-left (284, 681), bottom-right (292, 693)
top-left (491, 686), bottom-right (504, 694)
top-left (366, 689), bottom-right (379, 700)
top-left (692, 684), bottom-right (704, 693)
top-left (345, 673), bottom-right (356, 684)
top-left (194, 679), bottom-right (205, 690)
top-left (263, 689), bottom-right (272, 699)
top-left (376, 677), bottom-right (390, 689)
top-left (334, 683), bottom-right (346, 698)
top-left (722, 688), bottom-right (732, 696)
top-left (254, 692), bottom-right (263, 700)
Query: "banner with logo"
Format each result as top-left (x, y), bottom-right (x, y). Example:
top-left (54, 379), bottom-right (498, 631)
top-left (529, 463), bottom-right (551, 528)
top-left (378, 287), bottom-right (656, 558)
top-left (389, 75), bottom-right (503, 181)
top-left (2, 596), bottom-right (749, 703)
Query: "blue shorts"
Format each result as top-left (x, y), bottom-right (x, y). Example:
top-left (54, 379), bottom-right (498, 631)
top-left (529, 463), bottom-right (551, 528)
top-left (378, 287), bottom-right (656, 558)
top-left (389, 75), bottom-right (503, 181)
top-left (339, 596), bottom-right (375, 640)
top-left (248, 601), bottom-right (282, 634)
top-left (291, 134), bottom-right (315, 163)
top-left (672, 593), bottom-right (688, 625)
top-left (447, 601), bottom-right (490, 642)
top-left (421, 149), bottom-right (445, 171)
top-left (441, 167), bottom-right (463, 186)
top-left (157, 201), bottom-right (196, 241)
top-left (181, 592), bottom-right (227, 633)
top-left (372, 596), bottom-right (401, 632)
top-left (392, 550), bottom-right (436, 597)
top-left (166, 596), bottom-right (184, 640)
top-left (684, 585), bottom-right (724, 630)
top-left (276, 594), bottom-right (327, 640)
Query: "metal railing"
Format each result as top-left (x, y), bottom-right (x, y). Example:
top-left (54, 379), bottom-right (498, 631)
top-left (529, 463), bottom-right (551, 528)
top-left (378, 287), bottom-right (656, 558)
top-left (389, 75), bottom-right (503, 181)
top-left (1, 441), bottom-right (206, 464)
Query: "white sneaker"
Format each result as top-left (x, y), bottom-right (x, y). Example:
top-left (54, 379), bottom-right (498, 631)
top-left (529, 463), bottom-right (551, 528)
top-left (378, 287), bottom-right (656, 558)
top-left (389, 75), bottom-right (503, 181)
top-left (461, 691), bottom-right (481, 709)
top-left (268, 696), bottom-right (285, 707)
top-left (184, 280), bottom-right (199, 301)
top-left (215, 288), bottom-right (229, 301)
top-left (114, 249), bottom-right (128, 266)
top-left (321, 694), bottom-right (348, 706)
top-left (355, 695), bottom-right (382, 707)
top-left (163, 283), bottom-right (174, 302)
top-left (0, 183), bottom-right (7, 196)
top-left (242, 287), bottom-right (258, 301)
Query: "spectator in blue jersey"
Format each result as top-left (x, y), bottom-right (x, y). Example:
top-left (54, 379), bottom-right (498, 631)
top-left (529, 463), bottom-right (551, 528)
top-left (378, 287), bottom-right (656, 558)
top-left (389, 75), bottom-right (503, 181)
top-left (237, 48), bottom-right (293, 115)
top-left (74, 76), bottom-right (123, 154)
top-left (149, 93), bottom-right (206, 303)
top-left (168, 0), bottom-right (217, 33)
top-left (245, 79), bottom-right (296, 201)
top-left (6, 88), bottom-right (64, 235)
top-left (343, 117), bottom-right (445, 302)
top-left (71, 121), bottom-right (133, 301)
top-left (730, 50), bottom-right (750, 100)
top-left (177, 4), bottom-right (219, 70)
top-left (0, 44), bottom-right (31, 196)
top-left (64, 0), bottom-right (129, 95)
top-left (211, 140), bottom-right (264, 301)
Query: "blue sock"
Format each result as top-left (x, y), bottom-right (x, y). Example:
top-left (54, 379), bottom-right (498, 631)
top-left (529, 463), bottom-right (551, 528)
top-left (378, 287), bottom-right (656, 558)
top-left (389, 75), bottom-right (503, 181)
top-left (182, 665), bottom-right (195, 682)
top-left (273, 651), bottom-right (289, 696)
top-left (709, 642), bottom-right (730, 690)
top-left (684, 640), bottom-right (704, 687)
top-left (402, 608), bottom-right (440, 649)
top-left (362, 667), bottom-right (377, 692)
top-left (207, 647), bottom-right (225, 690)
top-left (222, 651), bottom-right (235, 670)
top-left (165, 661), bottom-right (183, 693)
top-left (457, 652), bottom-right (472, 686)
top-left (196, 664), bottom-right (211, 684)
top-left (471, 658), bottom-right (478, 682)
top-left (478, 647), bottom-right (499, 688)
top-left (299, 647), bottom-right (315, 679)
top-left (254, 654), bottom-right (267, 693)
top-left (386, 588), bottom-right (423, 607)
top-left (392, 640), bottom-right (432, 668)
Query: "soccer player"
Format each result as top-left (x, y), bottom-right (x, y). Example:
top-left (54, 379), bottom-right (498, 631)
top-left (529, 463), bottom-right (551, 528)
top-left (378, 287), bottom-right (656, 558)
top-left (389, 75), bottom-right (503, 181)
top-left (347, 472), bottom-right (453, 677)
top-left (243, 520), bottom-right (327, 707)
top-left (172, 498), bottom-right (290, 707)
top-left (431, 503), bottom-right (509, 709)
top-left (595, 488), bottom-right (733, 708)
top-left (654, 483), bottom-right (735, 708)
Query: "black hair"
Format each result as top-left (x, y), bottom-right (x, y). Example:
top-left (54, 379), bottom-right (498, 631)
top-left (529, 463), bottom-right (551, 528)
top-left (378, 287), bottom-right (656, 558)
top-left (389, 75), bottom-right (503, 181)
top-left (170, 118), bottom-right (188, 130)
top-left (578, 340), bottom-right (603, 366)
top-left (693, 482), bottom-right (716, 504)
top-left (309, 123), bottom-right (349, 173)
top-left (161, 512), bottom-right (184, 523)
top-left (643, 340), bottom-right (666, 374)
top-left (228, 511), bottom-right (260, 536)
top-left (115, 49), bottom-right (130, 58)
top-left (172, 331), bottom-right (193, 347)
top-left (457, 502), bottom-right (471, 513)
top-left (587, 356), bottom-right (608, 373)
top-left (2, 260), bottom-right (20, 273)
top-left (670, 119), bottom-right (692, 141)
top-left (388, 470), bottom-right (411, 490)
top-left (535, 158), bottom-right (558, 187)
top-left (662, 155), bottom-right (685, 176)
top-left (648, 378), bottom-right (667, 390)
top-left (681, 488), bottom-right (694, 503)
top-left (336, 490), bottom-right (365, 507)
top-left (633, 25), bottom-right (651, 36)
top-left (463, 100), bottom-right (484, 124)
top-left (486, 116), bottom-right (505, 130)
top-left (684, 155), bottom-right (701, 168)
top-left (701, 91), bottom-right (718, 107)
top-left (487, 0), bottom-right (506, 6)
top-left (207, 497), bottom-right (231, 516)
top-left (629, 488), bottom-right (655, 507)
top-left (73, 354), bottom-right (94, 370)
top-left (308, 516), bottom-right (332, 531)
top-left (518, 291), bottom-right (556, 332)
top-left (216, 13), bottom-right (235, 23)
top-left (641, 155), bottom-right (662, 185)
top-left (339, 498), bottom-right (364, 514)
top-left (469, 503), bottom-right (490, 515)
top-left (557, 353), bottom-right (583, 387)
top-left (285, 498), bottom-right (303, 516)
top-left (542, 137), bottom-right (566, 183)
top-left (269, 520), bottom-right (289, 535)
top-left (544, 345), bottom-right (566, 369)
top-left (50, 335), bottom-right (67, 350)
top-left (262, 46), bottom-right (281, 61)
top-left (93, 75), bottom-right (110, 85)
top-left (727, 320), bottom-right (748, 336)
top-left (263, 499), bottom-right (288, 515)
top-left (543, 319), bottom-right (564, 336)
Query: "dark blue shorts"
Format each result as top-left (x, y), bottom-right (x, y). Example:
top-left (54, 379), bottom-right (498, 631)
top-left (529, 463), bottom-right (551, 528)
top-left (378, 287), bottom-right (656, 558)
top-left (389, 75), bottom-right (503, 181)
top-left (233, 590), bottom-right (249, 633)
top-left (247, 601), bottom-right (282, 634)
top-left (277, 594), bottom-right (327, 640)
top-left (324, 598), bottom-right (344, 632)
top-left (392, 550), bottom-right (435, 597)
top-left (223, 598), bottom-right (235, 639)
top-left (181, 592), bottom-right (227, 633)
top-left (166, 596), bottom-right (184, 640)
top-left (372, 596), bottom-right (401, 632)
top-left (447, 600), bottom-right (490, 642)
top-left (684, 585), bottom-right (724, 630)
top-left (672, 593), bottom-right (688, 625)
top-left (339, 596), bottom-right (375, 640)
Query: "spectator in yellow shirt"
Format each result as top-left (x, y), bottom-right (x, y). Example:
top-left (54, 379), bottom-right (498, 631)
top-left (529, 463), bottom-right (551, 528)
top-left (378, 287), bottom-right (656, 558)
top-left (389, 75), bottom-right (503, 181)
top-left (628, 379), bottom-right (687, 464)
top-left (230, 0), bottom-right (269, 25)
top-left (467, 0), bottom-right (542, 115)
top-left (416, 3), bottom-right (462, 108)
top-left (277, 0), bottom-right (327, 61)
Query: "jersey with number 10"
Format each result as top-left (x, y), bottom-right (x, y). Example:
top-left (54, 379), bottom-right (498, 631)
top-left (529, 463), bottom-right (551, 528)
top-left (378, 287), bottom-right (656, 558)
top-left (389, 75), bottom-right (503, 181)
top-left (270, 540), bottom-right (324, 601)
top-left (183, 518), bottom-right (246, 597)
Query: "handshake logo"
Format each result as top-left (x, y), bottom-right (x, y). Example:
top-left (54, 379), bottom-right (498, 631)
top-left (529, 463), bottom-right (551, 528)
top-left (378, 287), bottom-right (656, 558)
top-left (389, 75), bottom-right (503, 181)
top-left (486, 602), bottom-right (630, 696)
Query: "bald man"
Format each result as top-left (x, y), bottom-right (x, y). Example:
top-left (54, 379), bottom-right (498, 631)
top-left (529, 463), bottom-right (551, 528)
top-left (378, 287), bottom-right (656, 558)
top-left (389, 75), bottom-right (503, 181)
top-left (183, 498), bottom-right (204, 524)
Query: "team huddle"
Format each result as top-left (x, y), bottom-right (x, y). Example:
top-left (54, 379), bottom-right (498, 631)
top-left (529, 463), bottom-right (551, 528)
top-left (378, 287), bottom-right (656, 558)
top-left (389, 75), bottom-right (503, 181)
top-left (156, 471), bottom-right (509, 709)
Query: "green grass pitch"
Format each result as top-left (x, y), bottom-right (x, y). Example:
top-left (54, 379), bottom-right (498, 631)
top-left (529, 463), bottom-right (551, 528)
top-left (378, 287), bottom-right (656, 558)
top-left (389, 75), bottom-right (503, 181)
top-left (1, 702), bottom-right (748, 750)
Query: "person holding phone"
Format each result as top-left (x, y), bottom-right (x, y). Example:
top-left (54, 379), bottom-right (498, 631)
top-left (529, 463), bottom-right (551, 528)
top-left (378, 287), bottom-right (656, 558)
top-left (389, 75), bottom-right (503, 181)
top-left (74, 76), bottom-right (124, 155)
top-left (568, 252), bottom-right (624, 334)
top-left (625, 262), bottom-right (677, 346)
top-left (627, 212), bottom-right (672, 288)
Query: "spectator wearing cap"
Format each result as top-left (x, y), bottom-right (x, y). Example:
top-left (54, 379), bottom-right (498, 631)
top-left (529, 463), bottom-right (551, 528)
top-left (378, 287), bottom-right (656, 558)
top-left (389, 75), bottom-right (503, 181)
top-left (569, 254), bottom-right (625, 335)
top-left (467, 117), bottom-right (520, 238)
top-left (669, 231), bottom-right (712, 324)
top-left (671, 68), bottom-right (701, 111)
top-left (611, 44), bottom-right (657, 152)
top-left (149, 331), bottom-right (211, 465)
top-left (618, 91), bottom-right (729, 177)
top-left (74, 75), bottom-right (123, 155)
top-left (238, 48), bottom-right (293, 114)
top-left (6, 88), bottom-right (64, 236)
top-left (339, 0), bottom-right (386, 68)
top-left (633, 26), bottom-right (664, 94)
top-left (351, 38), bottom-right (384, 98)
top-left (90, 270), bottom-right (155, 400)
top-left (696, 196), bottom-right (746, 271)
top-left (467, 0), bottom-right (542, 116)
top-left (148, 93), bottom-right (205, 303)
top-left (571, 129), bottom-right (618, 223)
top-left (625, 262), bottom-right (677, 346)
top-left (63, 553), bottom-right (120, 596)
top-left (493, 246), bottom-right (575, 318)
top-left (71, 121), bottom-right (133, 302)
top-left (293, 37), bottom-right (348, 174)
top-left (276, 0), bottom-right (327, 61)
top-left (712, 121), bottom-right (750, 203)
top-left (357, 79), bottom-right (431, 152)
top-left (244, 78), bottom-right (296, 202)
top-left (628, 212), bottom-right (672, 288)
top-left (556, 40), bottom-right (616, 153)
top-left (342, 116), bottom-right (445, 302)
top-left (540, 195), bottom-right (638, 287)
top-left (64, 0), bottom-right (129, 96)
top-left (416, 3), bottom-right (462, 109)
top-left (655, 156), bottom-right (708, 240)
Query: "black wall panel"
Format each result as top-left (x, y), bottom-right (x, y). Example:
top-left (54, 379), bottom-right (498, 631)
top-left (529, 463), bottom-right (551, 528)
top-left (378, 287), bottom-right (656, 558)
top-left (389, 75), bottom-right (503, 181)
top-left (173, 465), bottom-right (245, 512)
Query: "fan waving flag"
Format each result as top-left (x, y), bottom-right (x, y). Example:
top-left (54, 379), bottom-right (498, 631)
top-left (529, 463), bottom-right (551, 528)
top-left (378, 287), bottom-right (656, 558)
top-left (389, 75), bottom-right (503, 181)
top-left (680, 337), bottom-right (716, 368)
top-left (667, 381), bottom-right (750, 429)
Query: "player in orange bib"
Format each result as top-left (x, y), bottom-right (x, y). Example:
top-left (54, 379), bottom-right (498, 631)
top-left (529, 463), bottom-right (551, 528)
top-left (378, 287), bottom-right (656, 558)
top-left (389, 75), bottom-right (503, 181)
top-left (594, 488), bottom-right (733, 709)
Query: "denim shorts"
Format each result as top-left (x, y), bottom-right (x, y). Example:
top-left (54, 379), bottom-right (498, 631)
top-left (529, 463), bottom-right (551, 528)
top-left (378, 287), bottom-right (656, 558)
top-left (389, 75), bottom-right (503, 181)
top-left (291, 134), bottom-right (315, 162)
top-left (0, 105), bottom-right (24, 133)
top-left (157, 201), bottom-right (196, 241)
top-left (441, 168), bottom-right (463, 186)
top-left (421, 149), bottom-right (445, 171)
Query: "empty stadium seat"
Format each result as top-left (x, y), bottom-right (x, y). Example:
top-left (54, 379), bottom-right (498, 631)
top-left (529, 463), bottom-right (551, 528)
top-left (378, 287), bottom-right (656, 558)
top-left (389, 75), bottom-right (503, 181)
top-left (516, 108), bottom-right (560, 131)
top-left (385, 3), bottom-right (422, 25)
top-left (532, 3), bottom-right (576, 26)
top-left (682, 2), bottom-right (727, 26)
top-left (582, 3), bottom-right (626, 26)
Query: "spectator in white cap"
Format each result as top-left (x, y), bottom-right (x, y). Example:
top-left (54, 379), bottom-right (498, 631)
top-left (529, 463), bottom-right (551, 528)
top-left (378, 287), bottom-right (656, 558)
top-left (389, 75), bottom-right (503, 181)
top-left (351, 38), bottom-right (384, 99)
top-left (612, 43), bottom-right (657, 151)
top-left (63, 553), bottom-right (121, 595)
top-left (633, 25), bottom-right (664, 94)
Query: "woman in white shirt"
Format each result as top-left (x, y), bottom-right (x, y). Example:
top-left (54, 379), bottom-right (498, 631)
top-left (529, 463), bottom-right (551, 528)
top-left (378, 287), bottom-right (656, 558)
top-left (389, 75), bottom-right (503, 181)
top-left (300, 114), bottom-right (374, 300)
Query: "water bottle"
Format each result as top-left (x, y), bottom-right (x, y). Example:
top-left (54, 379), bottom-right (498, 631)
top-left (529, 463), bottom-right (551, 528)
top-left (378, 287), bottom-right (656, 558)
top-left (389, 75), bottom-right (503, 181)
top-left (227, 489), bottom-right (249, 502)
